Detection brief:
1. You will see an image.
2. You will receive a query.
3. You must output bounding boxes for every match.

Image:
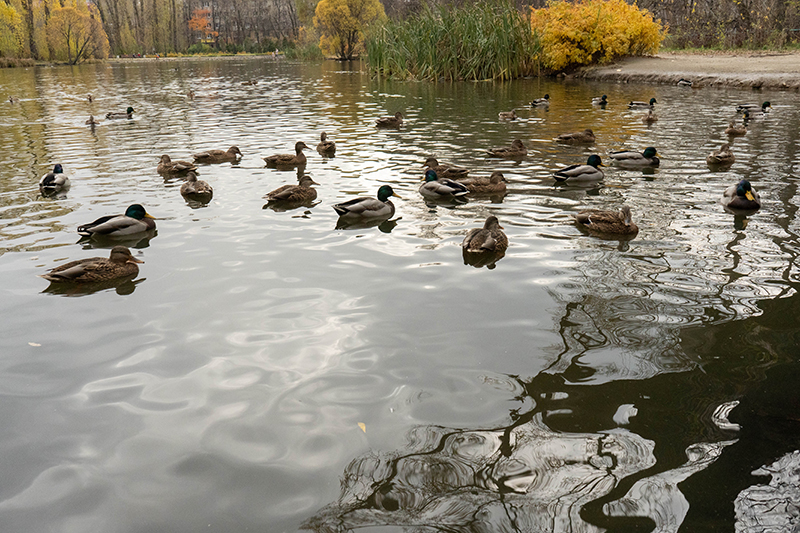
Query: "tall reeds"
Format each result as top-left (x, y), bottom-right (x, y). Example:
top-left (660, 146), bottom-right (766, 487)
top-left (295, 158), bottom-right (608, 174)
top-left (366, 1), bottom-right (541, 81)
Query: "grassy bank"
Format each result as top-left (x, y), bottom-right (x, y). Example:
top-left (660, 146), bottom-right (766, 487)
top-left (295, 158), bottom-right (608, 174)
top-left (366, 1), bottom-right (540, 81)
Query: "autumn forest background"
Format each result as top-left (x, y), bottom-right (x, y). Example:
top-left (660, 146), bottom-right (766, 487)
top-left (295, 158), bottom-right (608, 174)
top-left (1, 0), bottom-right (800, 71)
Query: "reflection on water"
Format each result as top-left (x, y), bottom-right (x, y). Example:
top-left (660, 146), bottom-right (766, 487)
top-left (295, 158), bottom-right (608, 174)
top-left (0, 57), bottom-right (799, 531)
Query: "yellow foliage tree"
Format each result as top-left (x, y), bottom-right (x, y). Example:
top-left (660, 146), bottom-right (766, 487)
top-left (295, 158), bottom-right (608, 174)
top-left (46, 6), bottom-right (109, 64)
top-left (531, 0), bottom-right (665, 72)
top-left (314, 0), bottom-right (386, 60)
top-left (0, 3), bottom-right (24, 58)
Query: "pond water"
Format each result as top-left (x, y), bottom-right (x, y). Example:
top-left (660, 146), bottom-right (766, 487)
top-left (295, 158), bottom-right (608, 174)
top-left (1, 57), bottom-right (799, 532)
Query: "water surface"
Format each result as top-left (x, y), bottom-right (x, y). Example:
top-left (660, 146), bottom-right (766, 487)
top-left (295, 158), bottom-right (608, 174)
top-left (0, 57), bottom-right (799, 532)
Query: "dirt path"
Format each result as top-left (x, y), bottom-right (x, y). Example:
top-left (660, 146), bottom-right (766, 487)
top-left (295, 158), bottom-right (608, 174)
top-left (579, 51), bottom-right (800, 89)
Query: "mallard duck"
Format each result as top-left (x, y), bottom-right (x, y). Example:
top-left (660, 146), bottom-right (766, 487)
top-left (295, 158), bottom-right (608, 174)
top-left (486, 139), bottom-right (527, 158)
top-left (642, 108), bottom-right (658, 124)
top-left (264, 175), bottom-right (318, 202)
top-left (419, 169), bottom-right (468, 200)
top-left (241, 80), bottom-right (258, 86)
top-left (736, 101), bottom-right (771, 114)
top-left (157, 154), bottom-right (197, 174)
top-left (706, 143), bottom-right (735, 166)
top-left (628, 98), bottom-right (657, 108)
top-left (87, 94), bottom-right (93, 102)
top-left (725, 116), bottom-right (747, 136)
top-left (375, 111), bottom-right (403, 128)
top-left (553, 155), bottom-right (605, 183)
top-left (8, 96), bottom-right (19, 103)
top-left (39, 164), bottom-right (70, 195)
top-left (180, 171), bottom-right (213, 201)
top-left (555, 128), bottom-right (596, 144)
top-left (592, 95), bottom-right (607, 106)
top-left (721, 179), bottom-right (760, 212)
top-left (85, 115), bottom-right (98, 125)
top-left (530, 94), bottom-right (550, 107)
top-left (41, 246), bottom-right (143, 283)
top-left (106, 106), bottom-right (134, 119)
top-left (458, 171), bottom-right (507, 195)
top-left (422, 157), bottom-right (469, 179)
top-left (574, 206), bottom-right (639, 236)
top-left (316, 132), bottom-right (336, 155)
top-left (498, 109), bottom-right (518, 120)
top-left (609, 147), bottom-right (660, 167)
top-left (193, 146), bottom-right (242, 164)
top-left (333, 185), bottom-right (399, 219)
top-left (462, 215), bottom-right (508, 253)
top-left (78, 204), bottom-right (156, 237)
top-left (677, 78), bottom-right (693, 87)
top-left (263, 141), bottom-right (310, 168)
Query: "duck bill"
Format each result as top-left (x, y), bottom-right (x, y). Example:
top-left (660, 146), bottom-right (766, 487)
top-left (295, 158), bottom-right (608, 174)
top-left (745, 191), bottom-right (755, 201)
top-left (144, 213), bottom-right (156, 219)
top-left (392, 192), bottom-right (401, 198)
top-left (127, 257), bottom-right (145, 264)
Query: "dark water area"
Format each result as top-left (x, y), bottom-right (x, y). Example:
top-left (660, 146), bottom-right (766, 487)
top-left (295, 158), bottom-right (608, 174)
top-left (0, 57), bottom-right (799, 532)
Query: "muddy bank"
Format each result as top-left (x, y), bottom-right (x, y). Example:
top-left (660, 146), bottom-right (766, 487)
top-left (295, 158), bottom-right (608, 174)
top-left (578, 51), bottom-right (800, 89)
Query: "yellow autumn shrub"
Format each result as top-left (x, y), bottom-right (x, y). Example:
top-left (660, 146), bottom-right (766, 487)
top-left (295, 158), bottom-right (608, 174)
top-left (531, 0), bottom-right (665, 72)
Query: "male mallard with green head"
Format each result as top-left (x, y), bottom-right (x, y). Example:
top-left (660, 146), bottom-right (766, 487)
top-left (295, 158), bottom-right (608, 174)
top-left (574, 206), bottom-right (639, 236)
top-left (419, 169), bottom-right (468, 200)
top-left (721, 179), bottom-right (760, 212)
top-left (39, 164), bottom-right (70, 195)
top-left (592, 95), bottom-right (607, 106)
top-left (628, 98), bottom-right (657, 108)
top-left (553, 155), bottom-right (605, 183)
top-left (462, 215), bottom-right (508, 253)
top-left (609, 147), bottom-right (660, 167)
top-left (40, 246), bottom-right (143, 283)
top-left (264, 141), bottom-right (310, 168)
top-left (333, 185), bottom-right (399, 219)
top-left (193, 146), bottom-right (242, 164)
top-left (78, 204), bottom-right (156, 237)
top-left (736, 101), bottom-right (771, 115)
top-left (106, 106), bottom-right (134, 119)
top-left (530, 94), bottom-right (550, 107)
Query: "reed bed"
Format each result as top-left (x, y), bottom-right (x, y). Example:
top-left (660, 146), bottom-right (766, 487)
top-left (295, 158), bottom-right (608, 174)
top-left (366, 1), bottom-right (540, 81)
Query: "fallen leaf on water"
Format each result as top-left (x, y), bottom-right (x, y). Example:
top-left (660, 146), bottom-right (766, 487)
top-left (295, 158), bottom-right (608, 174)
top-left (28, 342), bottom-right (41, 347)
top-left (358, 423), bottom-right (366, 433)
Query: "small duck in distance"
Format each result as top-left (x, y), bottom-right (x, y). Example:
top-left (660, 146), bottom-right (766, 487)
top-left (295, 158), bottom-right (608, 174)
top-left (574, 206), bottom-right (639, 236)
top-left (85, 115), bottom-right (99, 125)
top-left (677, 78), bottom-right (693, 87)
top-left (530, 94), bottom-right (550, 107)
top-left (725, 114), bottom-right (748, 136)
top-left (39, 164), bottom-right (70, 195)
top-left (553, 155), bottom-right (604, 183)
top-left (486, 139), bottom-right (527, 158)
top-left (192, 146), bottom-right (242, 164)
top-left (316, 132), bottom-right (336, 156)
top-left (462, 215), bottom-right (508, 254)
top-left (555, 128), bottom-right (595, 144)
top-left (498, 109), bottom-right (518, 120)
top-left (642, 108), bottom-right (658, 124)
top-left (706, 143), bottom-right (735, 167)
top-left (592, 95), bottom-right (608, 106)
top-left (375, 111), bottom-right (403, 128)
top-left (721, 179), bottom-right (760, 213)
top-left (736, 101), bottom-right (771, 115)
top-left (628, 97), bottom-right (657, 109)
top-left (418, 169), bottom-right (468, 200)
top-left (422, 157), bottom-right (469, 179)
top-left (263, 141), bottom-right (310, 168)
top-left (87, 94), bottom-right (93, 102)
top-left (608, 147), bottom-right (660, 167)
top-left (40, 246), bottom-right (143, 283)
top-left (106, 106), bottom-right (134, 119)
top-left (333, 185), bottom-right (400, 219)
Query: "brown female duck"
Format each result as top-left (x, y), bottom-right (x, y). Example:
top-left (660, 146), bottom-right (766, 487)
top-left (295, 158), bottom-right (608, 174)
top-left (192, 146), bottom-right (242, 164)
top-left (462, 216), bottom-right (509, 253)
top-left (180, 171), bottom-right (213, 201)
top-left (264, 175), bottom-right (319, 203)
top-left (422, 157), bottom-right (469, 179)
top-left (375, 111), bottom-right (403, 128)
top-left (316, 132), bottom-right (336, 155)
top-left (556, 128), bottom-right (596, 144)
top-left (263, 141), bottom-right (310, 168)
top-left (40, 246), bottom-right (143, 283)
top-left (158, 154), bottom-right (197, 174)
top-left (486, 139), bottom-right (527, 158)
top-left (574, 206), bottom-right (639, 236)
top-left (458, 171), bottom-right (507, 195)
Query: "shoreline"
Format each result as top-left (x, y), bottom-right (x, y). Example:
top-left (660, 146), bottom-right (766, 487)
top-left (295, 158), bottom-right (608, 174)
top-left (577, 51), bottom-right (800, 89)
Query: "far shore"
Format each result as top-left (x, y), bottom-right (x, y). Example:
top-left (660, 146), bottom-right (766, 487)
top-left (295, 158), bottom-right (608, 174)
top-left (578, 50), bottom-right (800, 89)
